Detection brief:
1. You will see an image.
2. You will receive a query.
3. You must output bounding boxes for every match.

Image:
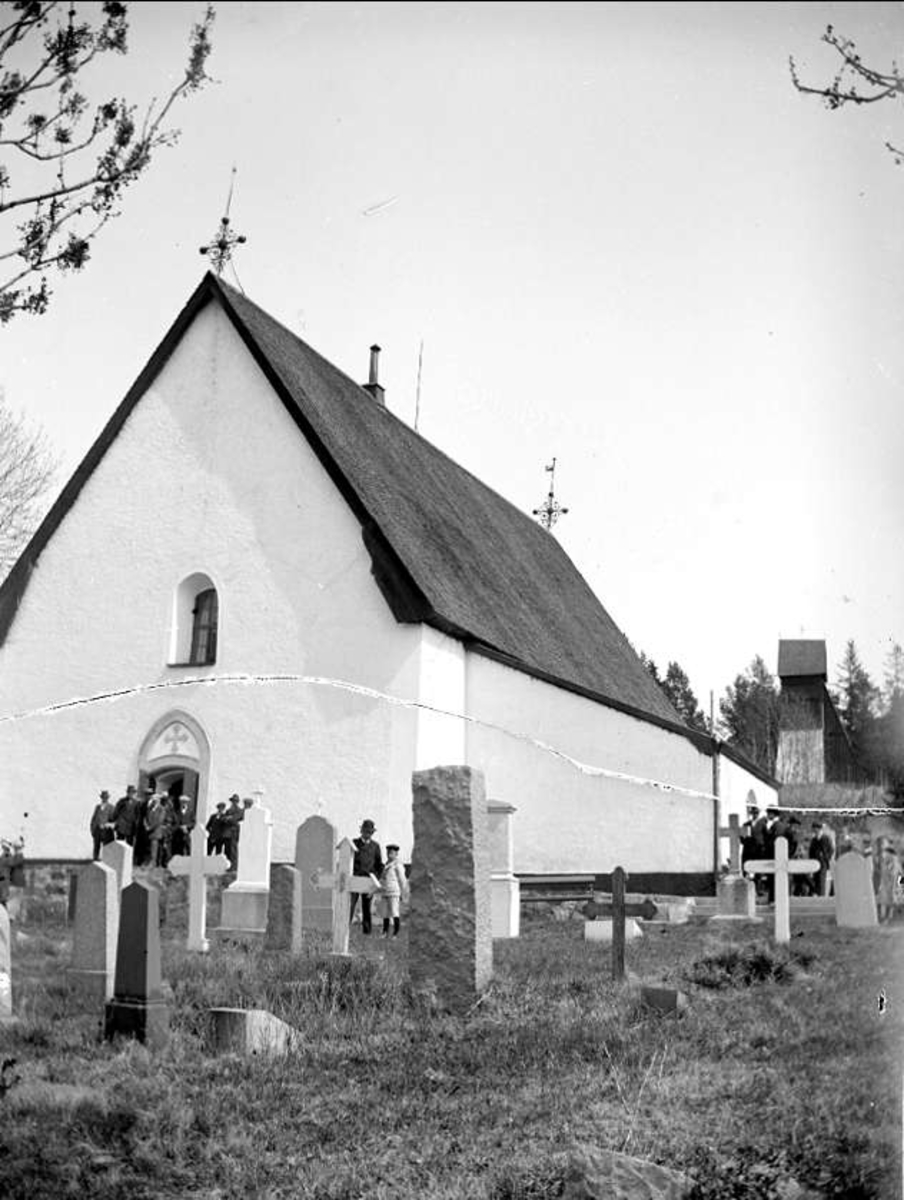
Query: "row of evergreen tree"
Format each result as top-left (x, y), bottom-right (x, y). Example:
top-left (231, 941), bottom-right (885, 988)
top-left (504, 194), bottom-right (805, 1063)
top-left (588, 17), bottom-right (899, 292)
top-left (640, 642), bottom-right (904, 798)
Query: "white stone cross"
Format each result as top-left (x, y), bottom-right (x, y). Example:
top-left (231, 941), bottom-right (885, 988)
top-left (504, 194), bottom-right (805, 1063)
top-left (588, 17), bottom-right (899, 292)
top-left (164, 723), bottom-right (190, 755)
top-left (744, 836), bottom-right (819, 945)
top-left (310, 837), bottom-right (381, 957)
top-left (169, 822), bottom-right (230, 951)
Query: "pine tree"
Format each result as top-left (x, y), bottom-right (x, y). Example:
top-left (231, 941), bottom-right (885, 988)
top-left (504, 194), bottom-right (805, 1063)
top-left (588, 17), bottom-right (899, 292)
top-left (661, 662), bottom-right (709, 733)
top-left (719, 656), bottom-right (780, 775)
top-left (835, 640), bottom-right (879, 773)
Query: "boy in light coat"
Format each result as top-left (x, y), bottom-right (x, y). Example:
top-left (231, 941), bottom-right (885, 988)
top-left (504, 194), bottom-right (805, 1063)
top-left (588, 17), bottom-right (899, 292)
top-left (379, 844), bottom-right (409, 938)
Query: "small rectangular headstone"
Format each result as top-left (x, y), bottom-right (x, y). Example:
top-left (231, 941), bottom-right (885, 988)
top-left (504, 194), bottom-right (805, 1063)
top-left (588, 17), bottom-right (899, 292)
top-left (70, 861), bottom-right (118, 1001)
top-left (101, 840), bottom-right (133, 891)
top-left (296, 816), bottom-right (335, 933)
top-left (834, 851), bottom-right (878, 928)
top-left (409, 765), bottom-right (493, 1012)
top-left (265, 864), bottom-right (302, 952)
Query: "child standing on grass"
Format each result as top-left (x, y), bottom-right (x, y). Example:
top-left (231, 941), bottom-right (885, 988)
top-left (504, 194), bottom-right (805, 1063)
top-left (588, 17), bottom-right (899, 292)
top-left (379, 844), bottom-right (409, 938)
top-left (876, 842), bottom-right (903, 924)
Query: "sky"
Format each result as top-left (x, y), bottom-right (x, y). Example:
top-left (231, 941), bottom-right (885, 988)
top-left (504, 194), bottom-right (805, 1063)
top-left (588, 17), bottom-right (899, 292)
top-left (2, 0), bottom-right (903, 716)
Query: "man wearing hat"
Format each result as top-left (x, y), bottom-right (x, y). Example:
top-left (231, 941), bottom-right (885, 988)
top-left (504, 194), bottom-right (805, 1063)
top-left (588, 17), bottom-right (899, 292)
top-left (113, 784), bottom-right (140, 846)
top-left (221, 794), bottom-right (245, 871)
top-left (90, 790), bottom-right (116, 860)
top-left (349, 819), bottom-right (383, 935)
top-left (206, 801), bottom-right (228, 856)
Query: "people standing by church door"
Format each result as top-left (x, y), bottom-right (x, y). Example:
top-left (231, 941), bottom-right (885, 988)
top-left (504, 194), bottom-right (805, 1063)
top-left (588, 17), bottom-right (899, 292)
top-left (144, 792), bottom-right (167, 867)
top-left (206, 802), bottom-right (227, 855)
top-left (90, 791), bottom-right (116, 860)
top-left (221, 794), bottom-right (244, 871)
top-left (113, 785), bottom-right (139, 846)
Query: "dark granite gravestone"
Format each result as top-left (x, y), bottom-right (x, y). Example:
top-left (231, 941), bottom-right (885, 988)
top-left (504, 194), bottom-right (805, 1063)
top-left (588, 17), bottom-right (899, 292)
top-left (104, 879), bottom-right (169, 1048)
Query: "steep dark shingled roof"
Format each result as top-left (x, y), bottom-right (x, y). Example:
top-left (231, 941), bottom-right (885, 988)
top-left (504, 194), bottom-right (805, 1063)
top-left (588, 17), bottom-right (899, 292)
top-left (0, 273), bottom-right (681, 729)
top-left (778, 640), bottom-right (827, 680)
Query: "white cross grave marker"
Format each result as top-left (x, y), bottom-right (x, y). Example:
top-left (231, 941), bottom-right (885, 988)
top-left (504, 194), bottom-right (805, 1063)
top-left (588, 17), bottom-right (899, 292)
top-left (168, 822), bottom-right (230, 952)
top-left (310, 837), bottom-right (381, 957)
top-left (744, 836), bottom-right (819, 945)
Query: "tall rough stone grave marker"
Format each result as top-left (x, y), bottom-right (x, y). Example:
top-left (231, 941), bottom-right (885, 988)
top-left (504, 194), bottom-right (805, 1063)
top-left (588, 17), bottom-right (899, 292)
top-left (0, 904), bottom-right (11, 1019)
top-left (265, 863), bottom-right (303, 952)
top-left (101, 839), bottom-right (133, 891)
top-left (296, 815), bottom-right (335, 933)
top-left (220, 797), bottom-right (273, 936)
top-left (69, 860), bottom-right (118, 1000)
top-left (105, 879), bottom-right (169, 1048)
top-left (409, 765), bottom-right (492, 1012)
top-left (834, 851), bottom-right (878, 929)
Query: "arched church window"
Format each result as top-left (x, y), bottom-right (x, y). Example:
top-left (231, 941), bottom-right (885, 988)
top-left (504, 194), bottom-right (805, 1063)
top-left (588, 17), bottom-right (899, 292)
top-left (190, 588), bottom-right (218, 664)
top-left (169, 573), bottom-right (219, 666)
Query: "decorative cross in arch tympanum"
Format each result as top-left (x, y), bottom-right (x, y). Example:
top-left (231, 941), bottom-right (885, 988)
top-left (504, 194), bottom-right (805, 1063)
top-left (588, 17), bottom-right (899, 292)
top-left (163, 724), bottom-right (190, 756)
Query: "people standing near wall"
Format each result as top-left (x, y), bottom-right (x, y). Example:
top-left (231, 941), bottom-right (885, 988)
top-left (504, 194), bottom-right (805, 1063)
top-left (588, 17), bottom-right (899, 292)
top-left (349, 819), bottom-right (383, 935)
top-left (89, 791), bottom-right (116, 860)
top-left (173, 795), bottom-right (193, 857)
top-left (379, 844), bottom-right (409, 938)
top-left (221, 794), bottom-right (244, 871)
top-left (113, 785), bottom-right (140, 846)
top-left (206, 801), bottom-right (227, 855)
top-left (809, 821), bottom-right (835, 898)
top-left (144, 792), bottom-right (167, 868)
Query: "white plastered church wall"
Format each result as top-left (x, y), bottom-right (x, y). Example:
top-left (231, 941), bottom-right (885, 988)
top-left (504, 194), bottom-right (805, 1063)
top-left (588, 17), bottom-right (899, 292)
top-left (463, 653), bottom-right (716, 876)
top-left (715, 752), bottom-right (779, 868)
top-left (0, 302), bottom-right (433, 859)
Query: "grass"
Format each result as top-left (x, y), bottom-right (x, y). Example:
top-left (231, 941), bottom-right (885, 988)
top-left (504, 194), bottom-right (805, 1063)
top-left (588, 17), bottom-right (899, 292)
top-left (1, 884), bottom-right (901, 1200)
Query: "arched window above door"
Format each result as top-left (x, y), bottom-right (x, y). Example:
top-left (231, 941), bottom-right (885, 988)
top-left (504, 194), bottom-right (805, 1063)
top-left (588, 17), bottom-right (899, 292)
top-left (169, 573), bottom-right (219, 666)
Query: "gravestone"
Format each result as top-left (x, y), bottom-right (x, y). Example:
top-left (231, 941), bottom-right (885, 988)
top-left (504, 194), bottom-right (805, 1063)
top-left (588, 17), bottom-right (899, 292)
top-left (69, 860), bottom-right (118, 1000)
top-left (744, 836), bottom-right (819, 945)
top-left (0, 905), bottom-right (11, 1019)
top-left (834, 850), bottom-right (878, 929)
top-left (488, 801), bottom-right (519, 938)
top-left (583, 918), bottom-right (644, 944)
top-left (265, 864), bottom-right (302, 952)
top-left (220, 797), bottom-right (273, 936)
top-left (296, 815), bottom-right (335, 933)
top-left (104, 879), bottom-right (169, 1048)
top-left (409, 765), bottom-right (493, 1012)
top-left (101, 839), bottom-right (133, 891)
top-left (711, 812), bottom-right (758, 922)
top-left (209, 1007), bottom-right (301, 1056)
top-left (311, 838), bottom-right (381, 956)
top-left (168, 823), bottom-right (229, 951)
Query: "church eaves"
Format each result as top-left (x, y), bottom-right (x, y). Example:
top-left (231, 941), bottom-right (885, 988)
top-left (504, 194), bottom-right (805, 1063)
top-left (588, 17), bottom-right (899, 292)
top-left (0, 273), bottom-right (688, 736)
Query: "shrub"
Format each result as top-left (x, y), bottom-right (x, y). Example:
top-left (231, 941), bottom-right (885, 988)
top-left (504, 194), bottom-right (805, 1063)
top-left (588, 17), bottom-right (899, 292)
top-left (685, 942), bottom-right (815, 990)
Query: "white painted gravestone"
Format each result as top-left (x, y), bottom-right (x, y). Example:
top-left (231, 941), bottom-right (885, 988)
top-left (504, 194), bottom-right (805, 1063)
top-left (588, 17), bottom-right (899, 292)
top-left (168, 823), bottom-right (230, 951)
top-left (311, 838), bottom-right (381, 956)
top-left (220, 796), bottom-right (273, 935)
top-left (834, 851), bottom-right (878, 929)
top-left (70, 860), bottom-right (118, 1000)
top-left (296, 815), bottom-right (336, 933)
top-left (101, 839), bottom-right (133, 892)
top-left (488, 801), bottom-right (519, 938)
top-left (409, 765), bottom-right (493, 1011)
top-left (0, 904), bottom-right (11, 1019)
top-left (744, 836), bottom-right (819, 945)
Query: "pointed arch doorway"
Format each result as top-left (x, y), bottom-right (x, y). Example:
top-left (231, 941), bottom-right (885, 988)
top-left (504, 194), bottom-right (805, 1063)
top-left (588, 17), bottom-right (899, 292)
top-left (137, 711), bottom-right (211, 827)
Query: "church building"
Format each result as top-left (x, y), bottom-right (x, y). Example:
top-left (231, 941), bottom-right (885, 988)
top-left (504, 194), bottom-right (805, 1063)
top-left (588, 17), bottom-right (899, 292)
top-left (0, 274), bottom-right (775, 886)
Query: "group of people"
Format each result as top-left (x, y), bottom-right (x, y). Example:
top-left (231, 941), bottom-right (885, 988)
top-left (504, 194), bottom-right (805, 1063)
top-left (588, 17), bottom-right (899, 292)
top-left (89, 786), bottom-right (195, 868)
top-left (204, 794), bottom-right (253, 871)
top-left (350, 818), bottom-right (410, 938)
top-left (740, 807), bottom-right (837, 899)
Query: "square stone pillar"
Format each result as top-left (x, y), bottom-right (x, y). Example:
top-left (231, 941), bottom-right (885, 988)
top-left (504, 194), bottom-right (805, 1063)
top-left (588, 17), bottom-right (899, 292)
top-left (488, 801), bottom-right (520, 939)
top-left (410, 766), bottom-right (493, 1011)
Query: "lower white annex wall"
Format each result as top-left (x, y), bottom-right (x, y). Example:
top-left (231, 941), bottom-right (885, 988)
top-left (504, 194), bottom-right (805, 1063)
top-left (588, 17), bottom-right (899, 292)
top-left (462, 653), bottom-right (716, 878)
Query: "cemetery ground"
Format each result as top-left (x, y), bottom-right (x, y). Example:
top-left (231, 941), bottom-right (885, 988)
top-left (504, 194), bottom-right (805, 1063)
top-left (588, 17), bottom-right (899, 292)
top-left (1, 883), bottom-right (901, 1200)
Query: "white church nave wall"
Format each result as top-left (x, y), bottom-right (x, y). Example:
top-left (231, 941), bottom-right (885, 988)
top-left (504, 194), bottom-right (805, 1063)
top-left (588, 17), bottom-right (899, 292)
top-left (463, 653), bottom-right (715, 876)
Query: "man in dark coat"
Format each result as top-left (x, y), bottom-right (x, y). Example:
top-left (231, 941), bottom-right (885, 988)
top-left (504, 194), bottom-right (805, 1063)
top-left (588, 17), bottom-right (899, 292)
top-left (809, 821), bottom-right (835, 898)
top-left (113, 785), bottom-right (140, 846)
top-left (90, 790), bottom-right (116, 860)
top-left (349, 819), bottom-right (383, 935)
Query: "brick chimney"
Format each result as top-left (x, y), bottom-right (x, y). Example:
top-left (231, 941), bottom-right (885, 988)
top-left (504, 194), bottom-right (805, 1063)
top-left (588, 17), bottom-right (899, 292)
top-left (363, 344), bottom-right (385, 406)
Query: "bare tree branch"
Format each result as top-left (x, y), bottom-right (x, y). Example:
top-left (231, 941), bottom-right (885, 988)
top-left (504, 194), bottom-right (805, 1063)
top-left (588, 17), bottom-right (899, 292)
top-left (0, 390), bottom-right (58, 578)
top-left (0, 1), bottom-right (214, 323)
